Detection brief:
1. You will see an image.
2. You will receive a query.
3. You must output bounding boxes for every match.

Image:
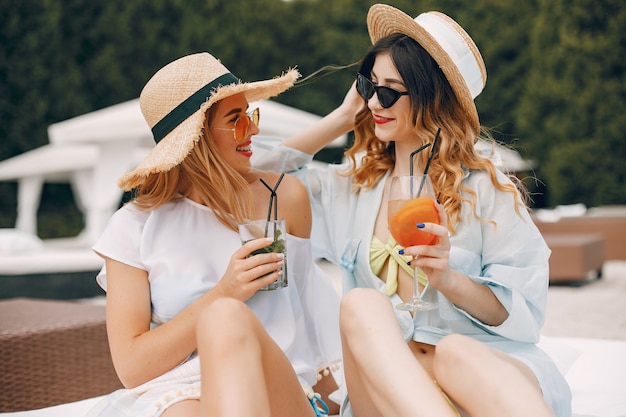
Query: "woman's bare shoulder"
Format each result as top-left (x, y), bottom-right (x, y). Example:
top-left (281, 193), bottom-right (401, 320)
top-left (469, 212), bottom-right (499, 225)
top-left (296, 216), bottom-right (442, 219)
top-left (254, 170), bottom-right (307, 195)
top-left (253, 170), bottom-right (311, 237)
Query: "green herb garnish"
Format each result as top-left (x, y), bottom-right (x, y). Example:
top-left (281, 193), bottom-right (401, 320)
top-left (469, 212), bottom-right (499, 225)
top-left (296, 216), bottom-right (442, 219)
top-left (248, 229), bottom-right (286, 256)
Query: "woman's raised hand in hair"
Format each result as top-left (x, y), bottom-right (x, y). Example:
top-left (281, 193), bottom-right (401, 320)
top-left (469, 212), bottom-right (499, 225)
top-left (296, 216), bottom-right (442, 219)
top-left (282, 81), bottom-right (361, 155)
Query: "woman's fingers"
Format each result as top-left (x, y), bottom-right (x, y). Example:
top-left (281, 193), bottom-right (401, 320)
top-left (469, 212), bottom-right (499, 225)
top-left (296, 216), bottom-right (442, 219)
top-left (403, 217), bottom-right (451, 288)
top-left (220, 238), bottom-right (285, 296)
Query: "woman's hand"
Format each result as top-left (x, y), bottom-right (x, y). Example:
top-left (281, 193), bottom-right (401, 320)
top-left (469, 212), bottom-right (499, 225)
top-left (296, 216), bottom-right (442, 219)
top-left (339, 80), bottom-right (365, 120)
top-left (213, 237), bottom-right (285, 301)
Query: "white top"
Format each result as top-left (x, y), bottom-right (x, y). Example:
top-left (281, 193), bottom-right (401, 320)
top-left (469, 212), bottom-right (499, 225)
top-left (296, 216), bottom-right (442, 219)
top-left (88, 198), bottom-right (341, 416)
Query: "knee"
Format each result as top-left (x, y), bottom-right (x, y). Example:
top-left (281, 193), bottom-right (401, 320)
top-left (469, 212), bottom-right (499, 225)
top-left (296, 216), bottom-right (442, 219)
top-left (434, 334), bottom-right (486, 380)
top-left (197, 298), bottom-right (254, 348)
top-left (340, 288), bottom-right (387, 336)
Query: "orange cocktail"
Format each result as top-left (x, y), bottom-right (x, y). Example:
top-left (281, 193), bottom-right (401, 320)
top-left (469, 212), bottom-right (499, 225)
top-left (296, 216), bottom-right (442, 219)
top-left (388, 197), bottom-right (439, 247)
top-left (387, 174), bottom-right (440, 312)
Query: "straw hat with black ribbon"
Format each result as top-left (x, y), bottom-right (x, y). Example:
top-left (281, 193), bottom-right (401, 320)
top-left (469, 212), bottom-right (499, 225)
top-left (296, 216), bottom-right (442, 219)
top-left (367, 4), bottom-right (487, 133)
top-left (119, 52), bottom-right (299, 191)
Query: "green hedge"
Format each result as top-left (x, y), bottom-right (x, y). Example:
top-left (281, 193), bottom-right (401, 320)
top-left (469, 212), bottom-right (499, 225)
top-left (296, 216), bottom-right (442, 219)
top-left (1, 0), bottom-right (625, 237)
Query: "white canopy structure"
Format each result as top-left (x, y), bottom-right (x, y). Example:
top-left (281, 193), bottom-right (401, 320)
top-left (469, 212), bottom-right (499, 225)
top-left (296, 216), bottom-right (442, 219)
top-left (0, 99), bottom-right (346, 242)
top-left (0, 99), bottom-right (346, 274)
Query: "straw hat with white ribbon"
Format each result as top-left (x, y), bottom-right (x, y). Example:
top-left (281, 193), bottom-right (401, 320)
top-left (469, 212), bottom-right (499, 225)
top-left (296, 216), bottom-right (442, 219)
top-left (367, 4), bottom-right (486, 131)
top-left (119, 52), bottom-right (299, 190)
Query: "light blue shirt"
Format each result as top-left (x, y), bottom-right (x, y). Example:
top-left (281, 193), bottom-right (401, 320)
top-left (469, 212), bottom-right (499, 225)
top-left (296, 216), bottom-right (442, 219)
top-left (253, 137), bottom-right (571, 417)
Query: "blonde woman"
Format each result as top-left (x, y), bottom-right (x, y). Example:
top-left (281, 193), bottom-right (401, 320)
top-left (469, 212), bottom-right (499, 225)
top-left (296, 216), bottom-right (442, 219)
top-left (254, 4), bottom-right (571, 417)
top-left (86, 52), bottom-right (340, 417)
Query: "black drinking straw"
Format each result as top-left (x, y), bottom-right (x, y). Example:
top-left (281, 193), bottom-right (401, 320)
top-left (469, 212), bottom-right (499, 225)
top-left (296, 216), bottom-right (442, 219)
top-left (260, 173), bottom-right (285, 236)
top-left (409, 143), bottom-right (431, 196)
top-left (417, 128), bottom-right (441, 195)
top-left (409, 143), bottom-right (431, 178)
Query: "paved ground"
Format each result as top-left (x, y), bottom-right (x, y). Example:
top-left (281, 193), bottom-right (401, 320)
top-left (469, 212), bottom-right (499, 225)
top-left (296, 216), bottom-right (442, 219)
top-left (542, 260), bottom-right (626, 341)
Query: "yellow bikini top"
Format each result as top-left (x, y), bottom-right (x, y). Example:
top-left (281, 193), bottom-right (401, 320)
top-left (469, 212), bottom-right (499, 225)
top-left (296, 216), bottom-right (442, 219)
top-left (370, 235), bottom-right (428, 296)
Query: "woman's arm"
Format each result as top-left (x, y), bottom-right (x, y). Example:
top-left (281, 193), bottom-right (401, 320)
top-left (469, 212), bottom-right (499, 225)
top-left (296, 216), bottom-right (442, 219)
top-left (105, 240), bottom-right (286, 387)
top-left (281, 82), bottom-right (361, 155)
top-left (404, 201), bottom-right (509, 326)
top-left (409, 173), bottom-right (549, 336)
top-left (104, 259), bottom-right (202, 387)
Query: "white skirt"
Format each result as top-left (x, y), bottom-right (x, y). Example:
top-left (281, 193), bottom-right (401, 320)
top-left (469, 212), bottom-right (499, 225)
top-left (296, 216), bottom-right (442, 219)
top-left (86, 356), bottom-right (201, 417)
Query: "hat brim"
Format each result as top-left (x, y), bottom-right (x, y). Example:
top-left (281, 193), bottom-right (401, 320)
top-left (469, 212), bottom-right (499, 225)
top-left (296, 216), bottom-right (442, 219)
top-left (119, 68), bottom-right (299, 190)
top-left (367, 4), bottom-right (483, 132)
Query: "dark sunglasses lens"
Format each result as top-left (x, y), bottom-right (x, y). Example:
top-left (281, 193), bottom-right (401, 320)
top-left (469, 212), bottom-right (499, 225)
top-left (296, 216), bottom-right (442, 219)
top-left (356, 74), bottom-right (403, 108)
top-left (377, 87), bottom-right (401, 108)
top-left (356, 74), bottom-right (374, 100)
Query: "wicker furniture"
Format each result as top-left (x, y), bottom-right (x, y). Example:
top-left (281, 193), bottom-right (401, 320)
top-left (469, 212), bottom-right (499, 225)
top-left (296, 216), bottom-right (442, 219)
top-left (0, 298), bottom-right (122, 412)
top-left (534, 212), bottom-right (626, 261)
top-left (542, 234), bottom-right (605, 284)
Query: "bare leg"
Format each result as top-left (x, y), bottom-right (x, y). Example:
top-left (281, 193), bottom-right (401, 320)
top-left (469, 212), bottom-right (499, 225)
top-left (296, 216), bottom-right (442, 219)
top-left (197, 297), bottom-right (315, 417)
top-left (434, 334), bottom-right (555, 417)
top-left (340, 288), bottom-right (458, 417)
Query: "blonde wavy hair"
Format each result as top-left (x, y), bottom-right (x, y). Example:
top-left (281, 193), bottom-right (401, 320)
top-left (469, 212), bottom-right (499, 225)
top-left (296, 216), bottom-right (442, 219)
top-left (128, 103), bottom-right (254, 231)
top-left (346, 34), bottom-right (524, 233)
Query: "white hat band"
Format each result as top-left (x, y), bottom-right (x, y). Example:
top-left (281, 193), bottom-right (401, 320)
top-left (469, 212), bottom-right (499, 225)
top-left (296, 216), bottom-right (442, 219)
top-left (415, 13), bottom-right (484, 99)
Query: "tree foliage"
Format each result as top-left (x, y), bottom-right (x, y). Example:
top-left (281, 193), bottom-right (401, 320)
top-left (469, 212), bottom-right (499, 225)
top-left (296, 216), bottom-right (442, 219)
top-left (1, 0), bottom-right (625, 236)
top-left (518, 0), bottom-right (626, 206)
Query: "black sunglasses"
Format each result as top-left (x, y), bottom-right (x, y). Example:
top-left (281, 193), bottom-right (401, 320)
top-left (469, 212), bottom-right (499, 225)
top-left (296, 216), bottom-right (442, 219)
top-left (356, 73), bottom-right (409, 109)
